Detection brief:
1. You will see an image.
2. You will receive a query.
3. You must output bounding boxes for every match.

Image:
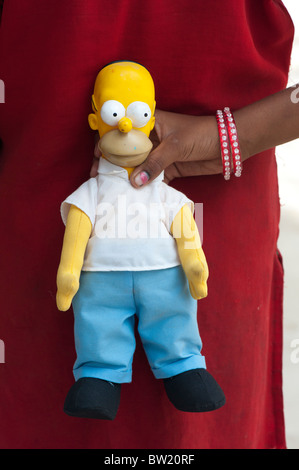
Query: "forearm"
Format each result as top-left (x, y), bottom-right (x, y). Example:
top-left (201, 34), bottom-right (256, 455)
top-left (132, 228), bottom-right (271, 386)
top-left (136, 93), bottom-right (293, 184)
top-left (56, 205), bottom-right (92, 311)
top-left (171, 204), bottom-right (202, 251)
top-left (171, 204), bottom-right (208, 299)
top-left (58, 205), bottom-right (92, 275)
top-left (234, 85), bottom-right (299, 161)
top-left (172, 205), bottom-right (208, 274)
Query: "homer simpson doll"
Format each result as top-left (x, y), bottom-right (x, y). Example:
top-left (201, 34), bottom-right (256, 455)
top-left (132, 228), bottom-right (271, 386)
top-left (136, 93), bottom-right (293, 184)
top-left (56, 61), bottom-right (225, 420)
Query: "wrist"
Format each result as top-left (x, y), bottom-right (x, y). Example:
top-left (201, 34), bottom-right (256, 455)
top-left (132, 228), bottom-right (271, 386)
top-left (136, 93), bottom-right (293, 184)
top-left (233, 109), bottom-right (252, 162)
top-left (199, 115), bottom-right (222, 162)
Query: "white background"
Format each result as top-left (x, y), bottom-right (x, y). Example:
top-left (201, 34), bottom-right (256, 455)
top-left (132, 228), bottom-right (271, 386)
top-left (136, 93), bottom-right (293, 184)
top-left (277, 0), bottom-right (299, 450)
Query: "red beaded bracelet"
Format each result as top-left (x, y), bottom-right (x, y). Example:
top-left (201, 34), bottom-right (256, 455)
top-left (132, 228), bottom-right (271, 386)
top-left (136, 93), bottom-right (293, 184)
top-left (216, 109), bottom-right (231, 180)
top-left (223, 107), bottom-right (242, 177)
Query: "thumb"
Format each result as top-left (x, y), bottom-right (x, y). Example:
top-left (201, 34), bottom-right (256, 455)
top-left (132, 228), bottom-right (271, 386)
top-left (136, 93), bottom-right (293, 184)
top-left (130, 137), bottom-right (177, 188)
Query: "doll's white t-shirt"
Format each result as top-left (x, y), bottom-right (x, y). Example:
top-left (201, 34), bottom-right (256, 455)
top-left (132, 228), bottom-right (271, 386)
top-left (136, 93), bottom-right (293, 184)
top-left (61, 158), bottom-right (194, 271)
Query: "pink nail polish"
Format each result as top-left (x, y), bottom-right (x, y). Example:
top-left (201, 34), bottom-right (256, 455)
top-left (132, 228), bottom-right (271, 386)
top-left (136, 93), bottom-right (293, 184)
top-left (135, 171), bottom-right (150, 186)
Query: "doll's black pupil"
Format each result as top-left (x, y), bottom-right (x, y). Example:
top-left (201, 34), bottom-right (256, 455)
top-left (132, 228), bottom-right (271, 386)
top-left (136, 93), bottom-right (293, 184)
top-left (113, 113), bottom-right (117, 117)
top-left (144, 113), bottom-right (148, 117)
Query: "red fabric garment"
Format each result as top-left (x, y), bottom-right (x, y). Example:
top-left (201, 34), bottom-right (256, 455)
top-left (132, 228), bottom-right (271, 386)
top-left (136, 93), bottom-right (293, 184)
top-left (0, 0), bottom-right (294, 449)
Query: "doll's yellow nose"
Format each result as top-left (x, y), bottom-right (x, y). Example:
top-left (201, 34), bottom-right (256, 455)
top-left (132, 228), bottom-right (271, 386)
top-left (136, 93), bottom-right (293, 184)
top-left (118, 117), bottom-right (133, 133)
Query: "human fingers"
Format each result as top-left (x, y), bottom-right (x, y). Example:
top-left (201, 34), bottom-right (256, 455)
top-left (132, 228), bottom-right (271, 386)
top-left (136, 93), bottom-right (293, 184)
top-left (90, 157), bottom-right (100, 177)
top-left (90, 133), bottom-right (101, 177)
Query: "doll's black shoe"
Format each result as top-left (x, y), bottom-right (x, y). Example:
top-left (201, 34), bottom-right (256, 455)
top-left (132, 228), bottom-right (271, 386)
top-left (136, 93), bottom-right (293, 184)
top-left (163, 368), bottom-right (225, 412)
top-left (63, 377), bottom-right (121, 420)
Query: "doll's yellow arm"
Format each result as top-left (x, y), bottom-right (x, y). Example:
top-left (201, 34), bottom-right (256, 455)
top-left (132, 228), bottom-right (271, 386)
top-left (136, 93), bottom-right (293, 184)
top-left (56, 205), bottom-right (92, 311)
top-left (170, 204), bottom-right (209, 300)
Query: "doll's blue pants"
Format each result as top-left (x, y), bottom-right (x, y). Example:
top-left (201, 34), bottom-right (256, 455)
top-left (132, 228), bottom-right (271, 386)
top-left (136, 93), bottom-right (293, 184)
top-left (72, 266), bottom-right (206, 383)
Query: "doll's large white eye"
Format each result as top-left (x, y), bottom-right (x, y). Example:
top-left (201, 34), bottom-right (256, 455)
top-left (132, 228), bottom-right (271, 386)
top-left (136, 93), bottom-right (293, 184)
top-left (100, 100), bottom-right (126, 126)
top-left (126, 102), bottom-right (152, 128)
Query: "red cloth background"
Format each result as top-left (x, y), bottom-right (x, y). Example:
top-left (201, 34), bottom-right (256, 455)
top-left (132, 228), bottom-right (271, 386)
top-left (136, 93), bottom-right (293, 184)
top-left (0, 0), bottom-right (294, 448)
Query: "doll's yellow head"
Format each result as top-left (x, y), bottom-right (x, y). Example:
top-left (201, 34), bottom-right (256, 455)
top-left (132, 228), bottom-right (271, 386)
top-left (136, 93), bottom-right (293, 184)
top-left (88, 61), bottom-right (156, 168)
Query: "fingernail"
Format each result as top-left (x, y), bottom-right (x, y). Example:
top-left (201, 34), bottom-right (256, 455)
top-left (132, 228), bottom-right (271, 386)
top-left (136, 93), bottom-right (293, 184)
top-left (135, 171), bottom-right (150, 187)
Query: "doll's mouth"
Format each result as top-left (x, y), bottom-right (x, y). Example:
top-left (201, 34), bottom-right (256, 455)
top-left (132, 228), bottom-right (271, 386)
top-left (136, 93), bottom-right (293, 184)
top-left (98, 129), bottom-right (153, 168)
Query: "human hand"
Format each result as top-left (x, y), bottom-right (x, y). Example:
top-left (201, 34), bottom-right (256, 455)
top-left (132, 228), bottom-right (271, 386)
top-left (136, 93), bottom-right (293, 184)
top-left (130, 109), bottom-right (223, 186)
top-left (90, 135), bottom-right (102, 177)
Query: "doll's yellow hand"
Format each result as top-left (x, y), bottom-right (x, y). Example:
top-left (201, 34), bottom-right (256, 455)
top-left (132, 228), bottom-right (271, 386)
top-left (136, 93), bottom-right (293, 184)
top-left (171, 204), bottom-right (209, 300)
top-left (56, 270), bottom-right (80, 312)
top-left (56, 205), bottom-right (92, 311)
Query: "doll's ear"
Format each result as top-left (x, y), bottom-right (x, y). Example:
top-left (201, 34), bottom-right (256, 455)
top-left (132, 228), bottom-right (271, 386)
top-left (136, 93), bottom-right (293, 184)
top-left (88, 113), bottom-right (99, 130)
top-left (150, 116), bottom-right (155, 132)
top-left (150, 100), bottom-right (156, 130)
